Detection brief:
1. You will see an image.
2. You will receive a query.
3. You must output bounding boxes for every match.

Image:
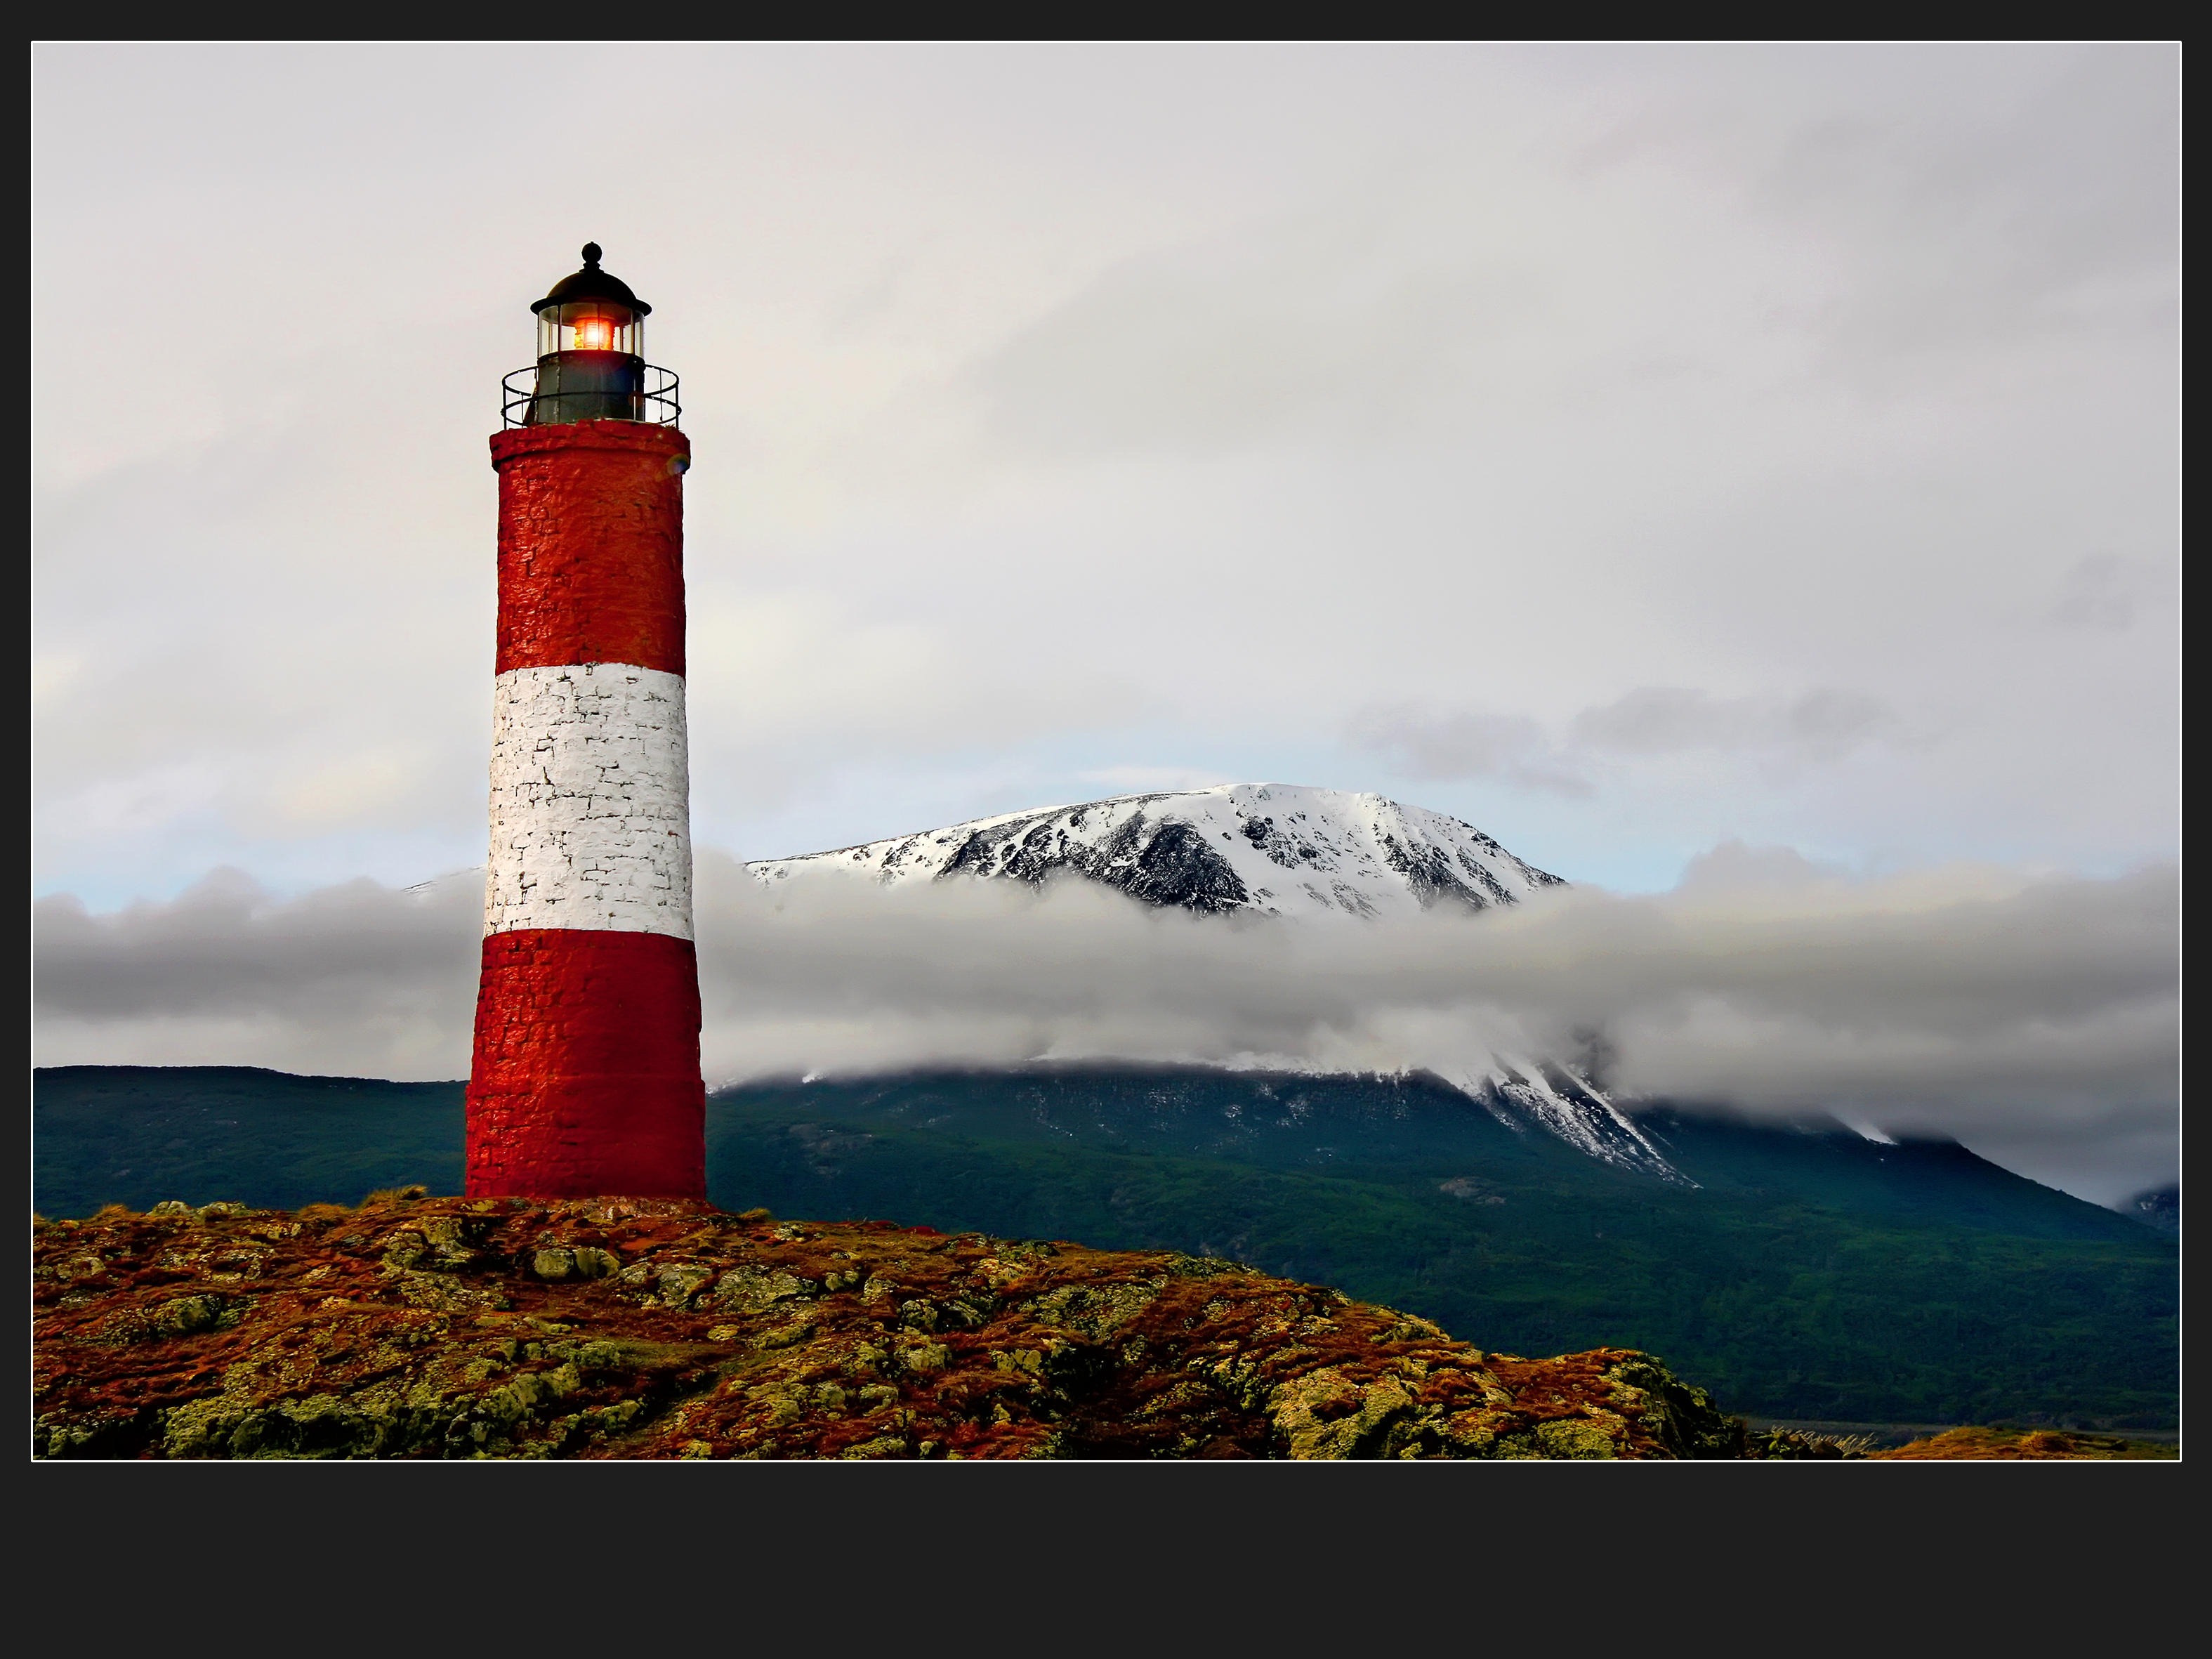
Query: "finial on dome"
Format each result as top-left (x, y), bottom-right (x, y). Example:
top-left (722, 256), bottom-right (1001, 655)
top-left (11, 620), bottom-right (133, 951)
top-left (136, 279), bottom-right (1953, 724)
top-left (581, 242), bottom-right (603, 265)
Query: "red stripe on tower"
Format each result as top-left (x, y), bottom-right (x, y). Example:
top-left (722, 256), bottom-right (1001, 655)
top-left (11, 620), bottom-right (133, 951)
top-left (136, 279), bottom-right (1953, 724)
top-left (466, 244), bottom-right (704, 1200)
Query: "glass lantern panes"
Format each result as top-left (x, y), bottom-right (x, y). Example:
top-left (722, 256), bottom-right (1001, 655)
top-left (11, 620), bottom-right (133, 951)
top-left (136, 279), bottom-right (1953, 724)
top-left (536, 300), bottom-right (643, 360)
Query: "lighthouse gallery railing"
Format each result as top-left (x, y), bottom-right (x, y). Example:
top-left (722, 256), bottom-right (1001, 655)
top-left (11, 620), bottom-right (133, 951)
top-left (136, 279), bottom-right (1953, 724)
top-left (501, 362), bottom-right (681, 430)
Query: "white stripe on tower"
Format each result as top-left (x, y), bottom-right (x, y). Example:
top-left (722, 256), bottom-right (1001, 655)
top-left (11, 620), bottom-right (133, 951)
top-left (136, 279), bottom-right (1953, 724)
top-left (484, 662), bottom-right (693, 940)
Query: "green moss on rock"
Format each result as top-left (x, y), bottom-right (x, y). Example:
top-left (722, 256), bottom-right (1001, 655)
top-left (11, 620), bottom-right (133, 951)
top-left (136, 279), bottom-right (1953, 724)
top-left (36, 1195), bottom-right (1752, 1460)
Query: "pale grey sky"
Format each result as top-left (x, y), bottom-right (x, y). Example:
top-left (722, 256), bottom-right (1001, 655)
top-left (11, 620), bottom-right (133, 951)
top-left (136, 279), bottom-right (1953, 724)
top-left (34, 43), bottom-right (2176, 903)
top-left (31, 45), bottom-right (2178, 1195)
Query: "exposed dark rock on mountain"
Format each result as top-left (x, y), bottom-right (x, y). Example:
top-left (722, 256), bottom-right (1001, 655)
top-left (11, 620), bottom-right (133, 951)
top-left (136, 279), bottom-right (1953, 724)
top-left (943, 811), bottom-right (1255, 914)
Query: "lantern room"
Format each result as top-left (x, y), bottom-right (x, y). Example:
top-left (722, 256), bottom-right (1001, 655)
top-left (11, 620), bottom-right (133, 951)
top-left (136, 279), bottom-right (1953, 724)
top-left (506, 243), bottom-right (680, 428)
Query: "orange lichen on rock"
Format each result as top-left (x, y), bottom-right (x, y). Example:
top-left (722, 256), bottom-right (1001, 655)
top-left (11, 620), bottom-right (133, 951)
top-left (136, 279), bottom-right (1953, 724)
top-left (34, 1193), bottom-right (1751, 1460)
top-left (1869, 1427), bottom-right (2177, 1460)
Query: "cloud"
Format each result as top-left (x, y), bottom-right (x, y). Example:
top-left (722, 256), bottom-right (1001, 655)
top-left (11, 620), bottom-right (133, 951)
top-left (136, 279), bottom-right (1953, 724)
top-left (1343, 704), bottom-right (1588, 794)
top-left (968, 222), bottom-right (1541, 456)
top-left (2046, 554), bottom-right (2172, 634)
top-left (32, 869), bottom-right (480, 1080)
top-left (1734, 46), bottom-right (2179, 367)
top-left (695, 853), bottom-right (2175, 1118)
top-left (1348, 685), bottom-right (1904, 791)
top-left (1570, 686), bottom-right (1902, 763)
top-left (37, 848), bottom-right (2177, 1201)
top-left (1675, 839), bottom-right (1848, 893)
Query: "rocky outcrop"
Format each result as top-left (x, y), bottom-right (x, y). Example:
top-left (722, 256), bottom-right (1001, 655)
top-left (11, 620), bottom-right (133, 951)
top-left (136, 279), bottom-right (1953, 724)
top-left (34, 1192), bottom-right (1750, 1460)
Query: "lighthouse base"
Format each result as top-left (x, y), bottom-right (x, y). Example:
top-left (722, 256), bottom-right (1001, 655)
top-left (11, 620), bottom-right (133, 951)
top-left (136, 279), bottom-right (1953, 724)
top-left (465, 929), bottom-right (706, 1200)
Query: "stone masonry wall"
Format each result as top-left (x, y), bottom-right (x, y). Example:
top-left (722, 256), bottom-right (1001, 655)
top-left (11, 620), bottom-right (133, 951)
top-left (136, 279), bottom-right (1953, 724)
top-left (485, 663), bottom-right (692, 941)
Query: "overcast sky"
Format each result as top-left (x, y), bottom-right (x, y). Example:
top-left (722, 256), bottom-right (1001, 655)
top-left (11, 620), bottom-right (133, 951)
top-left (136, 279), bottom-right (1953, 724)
top-left (34, 43), bottom-right (2176, 901)
top-left (31, 46), bottom-right (2178, 1196)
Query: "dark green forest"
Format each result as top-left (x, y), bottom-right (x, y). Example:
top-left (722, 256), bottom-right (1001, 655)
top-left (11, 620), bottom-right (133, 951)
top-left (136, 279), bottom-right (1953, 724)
top-left (34, 1063), bottom-right (2176, 1427)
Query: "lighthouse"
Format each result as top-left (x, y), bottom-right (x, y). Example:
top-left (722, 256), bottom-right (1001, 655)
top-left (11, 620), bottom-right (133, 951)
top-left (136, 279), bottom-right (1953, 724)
top-left (465, 244), bottom-right (705, 1200)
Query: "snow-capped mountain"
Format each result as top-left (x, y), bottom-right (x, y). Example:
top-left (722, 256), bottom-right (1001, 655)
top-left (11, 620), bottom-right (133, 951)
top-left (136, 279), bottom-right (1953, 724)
top-left (746, 784), bottom-right (1687, 1183)
top-left (747, 782), bottom-right (1565, 922)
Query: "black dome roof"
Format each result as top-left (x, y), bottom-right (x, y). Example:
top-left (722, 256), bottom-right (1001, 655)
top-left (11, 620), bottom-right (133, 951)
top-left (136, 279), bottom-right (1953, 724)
top-left (531, 243), bottom-right (652, 317)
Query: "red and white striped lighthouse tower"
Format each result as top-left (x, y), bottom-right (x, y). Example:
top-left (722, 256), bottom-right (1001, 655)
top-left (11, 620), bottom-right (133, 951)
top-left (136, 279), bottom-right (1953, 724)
top-left (466, 244), bottom-right (705, 1200)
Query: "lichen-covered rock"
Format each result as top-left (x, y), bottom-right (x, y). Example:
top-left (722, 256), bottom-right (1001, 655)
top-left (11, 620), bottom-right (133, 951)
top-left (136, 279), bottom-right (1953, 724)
top-left (33, 1195), bottom-right (1752, 1460)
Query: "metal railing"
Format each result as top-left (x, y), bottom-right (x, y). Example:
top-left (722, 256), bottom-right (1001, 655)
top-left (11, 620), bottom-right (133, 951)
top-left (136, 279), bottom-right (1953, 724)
top-left (501, 362), bottom-right (680, 429)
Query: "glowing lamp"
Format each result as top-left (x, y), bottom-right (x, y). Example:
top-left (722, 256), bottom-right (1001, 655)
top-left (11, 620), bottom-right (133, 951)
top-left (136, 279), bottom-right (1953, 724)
top-left (519, 242), bottom-right (658, 426)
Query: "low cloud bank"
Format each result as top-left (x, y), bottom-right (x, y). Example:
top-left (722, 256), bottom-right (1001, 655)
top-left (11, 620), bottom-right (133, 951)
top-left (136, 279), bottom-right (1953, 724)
top-left (33, 868), bottom-right (482, 1081)
top-left (34, 848), bottom-right (2178, 1202)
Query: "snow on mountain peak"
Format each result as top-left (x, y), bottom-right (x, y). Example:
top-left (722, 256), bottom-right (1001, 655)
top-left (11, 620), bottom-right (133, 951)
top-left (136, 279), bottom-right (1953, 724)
top-left (746, 782), bottom-right (1565, 922)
